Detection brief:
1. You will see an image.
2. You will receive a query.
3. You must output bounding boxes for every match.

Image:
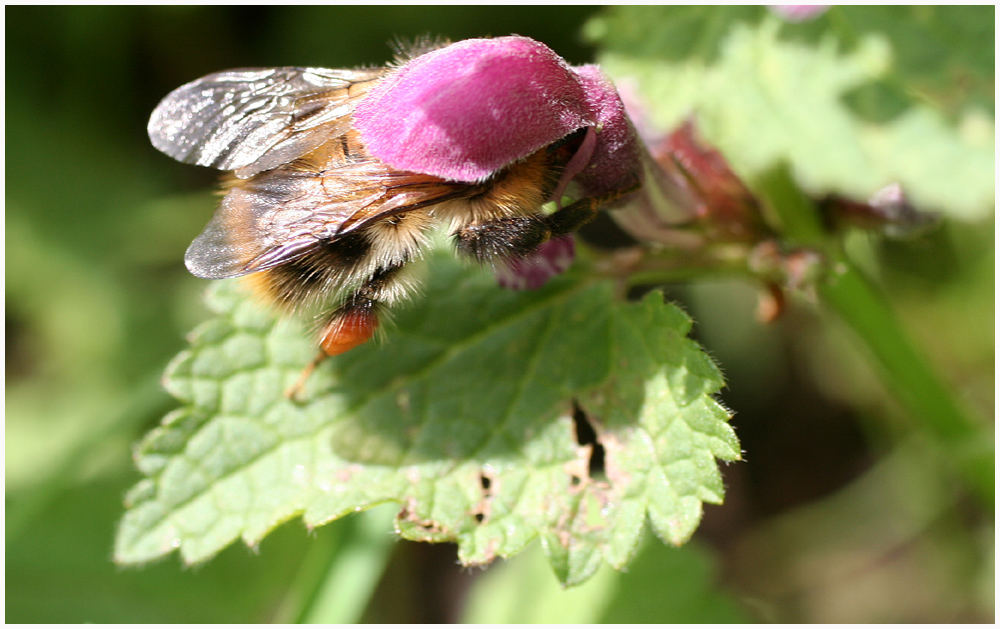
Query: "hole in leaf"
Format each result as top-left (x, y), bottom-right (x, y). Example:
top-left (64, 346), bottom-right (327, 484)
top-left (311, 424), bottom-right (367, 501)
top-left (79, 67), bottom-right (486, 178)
top-left (474, 513), bottom-right (485, 523)
top-left (479, 473), bottom-right (491, 492)
top-left (572, 401), bottom-right (606, 477)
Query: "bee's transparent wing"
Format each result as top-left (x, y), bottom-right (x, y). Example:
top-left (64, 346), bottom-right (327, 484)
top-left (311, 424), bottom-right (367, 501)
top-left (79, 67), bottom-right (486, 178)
top-left (148, 67), bottom-right (385, 178)
top-left (185, 137), bottom-right (476, 279)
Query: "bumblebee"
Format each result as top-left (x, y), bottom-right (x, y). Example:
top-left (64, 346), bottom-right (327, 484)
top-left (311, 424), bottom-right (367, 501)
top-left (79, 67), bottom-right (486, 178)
top-left (149, 54), bottom-right (631, 382)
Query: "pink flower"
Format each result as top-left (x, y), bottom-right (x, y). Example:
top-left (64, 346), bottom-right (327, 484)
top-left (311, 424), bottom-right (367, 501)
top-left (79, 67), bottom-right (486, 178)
top-left (571, 65), bottom-right (642, 201)
top-left (355, 36), bottom-right (641, 196)
top-left (494, 235), bottom-right (576, 290)
top-left (354, 36), bottom-right (593, 182)
top-left (657, 120), bottom-right (764, 240)
top-left (354, 36), bottom-right (647, 290)
top-left (769, 5), bottom-right (829, 22)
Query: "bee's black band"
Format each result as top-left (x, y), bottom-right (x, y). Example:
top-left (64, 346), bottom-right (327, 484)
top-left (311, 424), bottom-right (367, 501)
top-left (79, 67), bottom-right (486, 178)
top-left (453, 214), bottom-right (551, 262)
top-left (261, 231), bottom-right (373, 308)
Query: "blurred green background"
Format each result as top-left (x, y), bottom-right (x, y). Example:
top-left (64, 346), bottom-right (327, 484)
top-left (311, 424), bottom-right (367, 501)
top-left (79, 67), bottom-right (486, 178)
top-left (5, 6), bottom-right (993, 623)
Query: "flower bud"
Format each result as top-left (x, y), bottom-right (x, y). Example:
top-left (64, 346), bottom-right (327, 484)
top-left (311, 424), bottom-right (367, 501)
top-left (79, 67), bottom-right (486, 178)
top-left (494, 235), bottom-right (576, 290)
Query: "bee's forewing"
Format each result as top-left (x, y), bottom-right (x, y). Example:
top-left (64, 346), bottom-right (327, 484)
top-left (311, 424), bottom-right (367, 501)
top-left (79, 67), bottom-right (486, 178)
top-left (148, 67), bottom-right (385, 178)
top-left (184, 166), bottom-right (370, 279)
top-left (184, 139), bottom-right (474, 280)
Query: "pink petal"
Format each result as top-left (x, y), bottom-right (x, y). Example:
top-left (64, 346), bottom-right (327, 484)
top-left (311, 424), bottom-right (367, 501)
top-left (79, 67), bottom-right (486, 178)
top-left (659, 119), bottom-right (761, 235)
top-left (495, 235), bottom-right (576, 290)
top-left (548, 125), bottom-right (596, 205)
top-left (769, 5), bottom-right (829, 22)
top-left (571, 65), bottom-right (642, 201)
top-left (355, 36), bottom-right (591, 182)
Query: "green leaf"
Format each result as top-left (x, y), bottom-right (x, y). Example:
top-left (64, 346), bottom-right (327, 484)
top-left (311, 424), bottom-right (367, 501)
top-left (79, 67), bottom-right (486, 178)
top-left (586, 6), bottom-right (994, 220)
top-left (115, 251), bottom-right (739, 586)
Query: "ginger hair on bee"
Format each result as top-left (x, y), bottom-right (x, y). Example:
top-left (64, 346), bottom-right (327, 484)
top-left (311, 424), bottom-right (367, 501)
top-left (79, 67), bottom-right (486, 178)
top-left (363, 211), bottom-right (435, 271)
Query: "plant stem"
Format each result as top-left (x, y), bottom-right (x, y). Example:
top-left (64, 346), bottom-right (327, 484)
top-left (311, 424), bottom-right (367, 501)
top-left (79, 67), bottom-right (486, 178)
top-left (756, 165), bottom-right (993, 507)
top-left (819, 261), bottom-right (994, 505)
top-left (272, 506), bottom-right (396, 623)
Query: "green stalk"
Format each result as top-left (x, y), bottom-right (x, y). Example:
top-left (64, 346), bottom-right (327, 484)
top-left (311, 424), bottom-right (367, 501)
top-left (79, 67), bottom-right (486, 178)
top-left (756, 165), bottom-right (993, 507)
top-left (819, 261), bottom-right (993, 505)
top-left (271, 506), bottom-right (396, 624)
top-left (297, 507), bottom-right (396, 623)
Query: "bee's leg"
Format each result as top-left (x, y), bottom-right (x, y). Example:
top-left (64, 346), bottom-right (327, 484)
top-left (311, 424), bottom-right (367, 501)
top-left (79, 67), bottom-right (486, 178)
top-left (453, 214), bottom-right (552, 262)
top-left (284, 349), bottom-right (329, 400)
top-left (544, 182), bottom-right (642, 236)
top-left (285, 263), bottom-right (408, 400)
top-left (317, 291), bottom-right (382, 357)
top-left (453, 184), bottom-right (642, 263)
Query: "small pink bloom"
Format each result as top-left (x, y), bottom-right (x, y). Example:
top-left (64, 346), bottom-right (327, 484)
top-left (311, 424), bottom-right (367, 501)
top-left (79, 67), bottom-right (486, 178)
top-left (355, 36), bottom-right (592, 182)
top-left (608, 119), bottom-right (769, 246)
top-left (659, 120), bottom-right (763, 239)
top-left (495, 235), bottom-right (576, 290)
top-left (355, 36), bottom-right (649, 290)
top-left (819, 183), bottom-right (937, 237)
top-left (770, 5), bottom-right (829, 22)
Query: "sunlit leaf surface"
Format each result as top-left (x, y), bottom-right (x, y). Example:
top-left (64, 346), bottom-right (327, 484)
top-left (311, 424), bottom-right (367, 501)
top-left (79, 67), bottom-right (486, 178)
top-left (115, 252), bottom-right (739, 585)
top-left (586, 6), bottom-right (994, 219)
